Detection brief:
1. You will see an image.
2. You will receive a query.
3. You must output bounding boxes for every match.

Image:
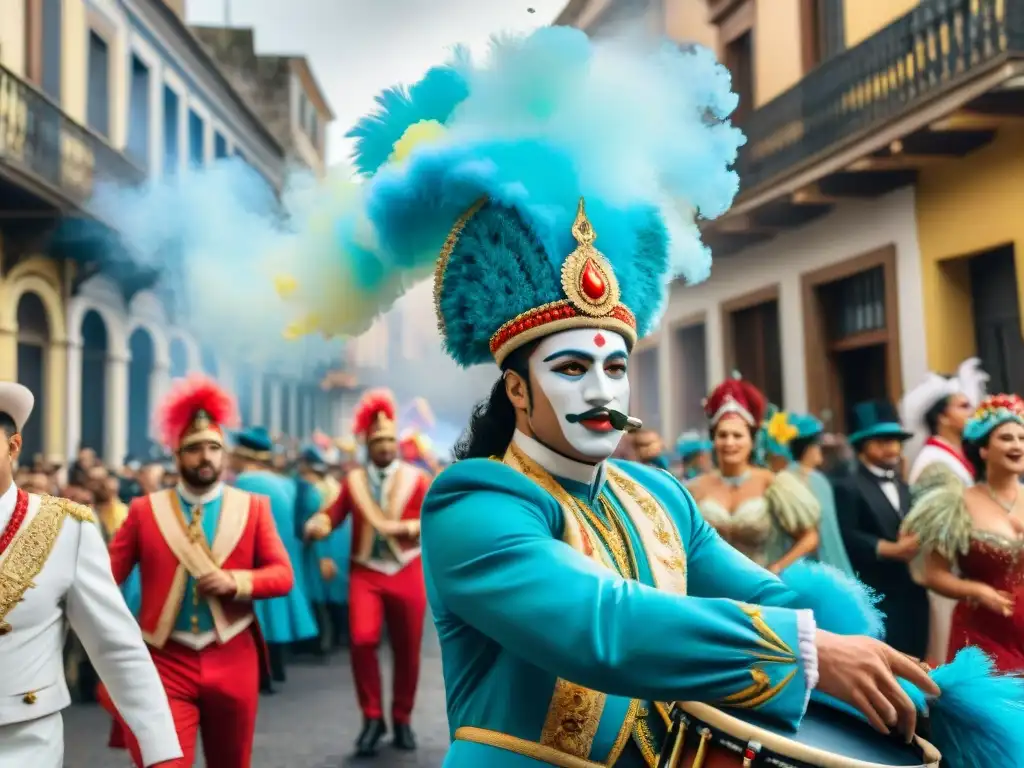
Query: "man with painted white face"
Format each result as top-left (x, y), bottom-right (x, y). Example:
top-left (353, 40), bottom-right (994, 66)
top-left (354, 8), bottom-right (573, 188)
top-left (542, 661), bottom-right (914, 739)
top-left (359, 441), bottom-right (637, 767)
top-left (276, 28), bottom-right (939, 768)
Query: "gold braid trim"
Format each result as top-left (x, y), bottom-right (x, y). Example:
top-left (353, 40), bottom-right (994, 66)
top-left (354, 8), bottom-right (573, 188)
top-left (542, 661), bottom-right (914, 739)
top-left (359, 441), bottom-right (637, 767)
top-left (0, 496), bottom-right (78, 634)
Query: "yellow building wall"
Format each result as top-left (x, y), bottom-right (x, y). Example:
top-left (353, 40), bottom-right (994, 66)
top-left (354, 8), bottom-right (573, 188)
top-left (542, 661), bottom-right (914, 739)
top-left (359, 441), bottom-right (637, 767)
top-left (753, 0), bottom-right (803, 107)
top-left (844, 0), bottom-right (919, 48)
top-left (0, 1), bottom-right (27, 75)
top-left (915, 126), bottom-right (1024, 372)
top-left (664, 0), bottom-right (717, 49)
top-left (0, 257), bottom-right (69, 463)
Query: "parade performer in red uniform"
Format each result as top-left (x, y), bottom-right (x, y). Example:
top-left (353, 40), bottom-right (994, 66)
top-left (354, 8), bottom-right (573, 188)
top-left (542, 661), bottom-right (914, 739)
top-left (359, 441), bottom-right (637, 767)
top-left (306, 388), bottom-right (430, 756)
top-left (103, 375), bottom-right (294, 768)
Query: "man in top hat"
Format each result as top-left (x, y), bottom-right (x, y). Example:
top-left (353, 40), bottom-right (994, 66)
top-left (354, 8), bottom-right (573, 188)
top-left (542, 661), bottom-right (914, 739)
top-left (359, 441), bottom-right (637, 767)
top-left (835, 400), bottom-right (930, 658)
top-left (103, 375), bottom-right (294, 768)
top-left (305, 388), bottom-right (431, 756)
top-left (0, 382), bottom-right (180, 768)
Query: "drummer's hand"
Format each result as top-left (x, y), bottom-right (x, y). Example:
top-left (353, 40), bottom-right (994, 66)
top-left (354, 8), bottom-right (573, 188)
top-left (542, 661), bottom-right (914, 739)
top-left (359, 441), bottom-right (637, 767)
top-left (814, 630), bottom-right (940, 741)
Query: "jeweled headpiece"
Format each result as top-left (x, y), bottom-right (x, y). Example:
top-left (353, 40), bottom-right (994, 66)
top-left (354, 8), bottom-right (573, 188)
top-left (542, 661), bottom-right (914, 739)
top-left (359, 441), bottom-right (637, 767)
top-left (704, 378), bottom-right (766, 429)
top-left (963, 393), bottom-right (1024, 444)
top-left (270, 27), bottom-right (743, 367)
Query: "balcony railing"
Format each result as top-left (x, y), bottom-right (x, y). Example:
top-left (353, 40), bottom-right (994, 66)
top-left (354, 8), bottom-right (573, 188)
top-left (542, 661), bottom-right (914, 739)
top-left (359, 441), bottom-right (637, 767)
top-left (738, 0), bottom-right (1024, 194)
top-left (0, 63), bottom-right (145, 209)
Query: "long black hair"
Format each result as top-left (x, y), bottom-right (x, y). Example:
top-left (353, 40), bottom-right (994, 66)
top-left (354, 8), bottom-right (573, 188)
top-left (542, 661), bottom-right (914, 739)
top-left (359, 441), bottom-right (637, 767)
top-left (453, 343), bottom-right (536, 461)
top-left (964, 434), bottom-right (988, 483)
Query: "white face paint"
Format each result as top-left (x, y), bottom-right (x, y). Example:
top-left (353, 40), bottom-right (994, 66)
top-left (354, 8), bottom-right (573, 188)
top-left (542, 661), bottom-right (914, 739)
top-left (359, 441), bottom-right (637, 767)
top-left (529, 328), bottom-right (631, 461)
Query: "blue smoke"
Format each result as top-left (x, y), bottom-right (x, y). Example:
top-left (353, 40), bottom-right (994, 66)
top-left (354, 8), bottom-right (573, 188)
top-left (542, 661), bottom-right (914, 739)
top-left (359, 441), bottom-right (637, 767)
top-left (64, 158), bottom-right (345, 373)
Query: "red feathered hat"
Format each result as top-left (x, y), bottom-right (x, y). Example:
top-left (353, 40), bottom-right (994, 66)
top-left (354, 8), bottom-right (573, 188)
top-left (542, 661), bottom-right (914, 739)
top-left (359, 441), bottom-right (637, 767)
top-left (352, 388), bottom-right (398, 443)
top-left (157, 375), bottom-right (239, 451)
top-left (704, 375), bottom-right (767, 429)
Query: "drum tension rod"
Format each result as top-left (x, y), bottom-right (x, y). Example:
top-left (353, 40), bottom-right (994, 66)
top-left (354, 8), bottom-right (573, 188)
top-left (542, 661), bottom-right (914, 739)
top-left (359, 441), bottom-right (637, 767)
top-left (690, 727), bottom-right (712, 768)
top-left (742, 740), bottom-right (762, 768)
top-left (658, 706), bottom-right (689, 768)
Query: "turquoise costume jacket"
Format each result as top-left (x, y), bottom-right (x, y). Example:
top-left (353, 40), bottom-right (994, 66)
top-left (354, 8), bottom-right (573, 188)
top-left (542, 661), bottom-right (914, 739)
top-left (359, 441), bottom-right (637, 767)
top-left (422, 436), bottom-right (816, 768)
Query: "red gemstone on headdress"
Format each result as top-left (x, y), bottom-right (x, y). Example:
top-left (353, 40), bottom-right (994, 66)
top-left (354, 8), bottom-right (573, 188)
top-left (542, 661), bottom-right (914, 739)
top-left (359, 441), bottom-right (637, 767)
top-left (594, 333), bottom-right (606, 348)
top-left (580, 259), bottom-right (606, 300)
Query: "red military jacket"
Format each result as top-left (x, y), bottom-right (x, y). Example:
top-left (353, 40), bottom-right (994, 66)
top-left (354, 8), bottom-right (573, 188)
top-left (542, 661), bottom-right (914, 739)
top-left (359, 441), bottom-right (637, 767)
top-left (108, 486), bottom-right (293, 649)
top-left (327, 461), bottom-right (430, 570)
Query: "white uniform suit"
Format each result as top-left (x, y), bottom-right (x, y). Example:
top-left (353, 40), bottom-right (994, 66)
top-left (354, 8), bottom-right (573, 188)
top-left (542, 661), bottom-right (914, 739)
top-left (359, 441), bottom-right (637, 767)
top-left (0, 483), bottom-right (181, 767)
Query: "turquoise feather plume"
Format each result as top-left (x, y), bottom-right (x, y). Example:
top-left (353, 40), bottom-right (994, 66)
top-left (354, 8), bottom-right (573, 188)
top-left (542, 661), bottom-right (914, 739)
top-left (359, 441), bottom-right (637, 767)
top-left (345, 27), bottom-right (744, 363)
top-left (811, 647), bottom-right (1024, 768)
top-left (779, 560), bottom-right (886, 640)
top-left (346, 50), bottom-right (471, 177)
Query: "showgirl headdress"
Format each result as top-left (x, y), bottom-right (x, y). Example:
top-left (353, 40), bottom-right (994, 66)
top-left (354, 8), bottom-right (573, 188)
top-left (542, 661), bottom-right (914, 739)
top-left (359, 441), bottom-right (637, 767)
top-left (763, 411), bottom-right (824, 461)
top-left (274, 27), bottom-right (744, 367)
top-left (676, 430), bottom-right (712, 460)
top-left (963, 393), bottom-right (1024, 444)
top-left (157, 375), bottom-right (238, 451)
top-left (352, 389), bottom-right (398, 443)
top-left (703, 376), bottom-right (767, 429)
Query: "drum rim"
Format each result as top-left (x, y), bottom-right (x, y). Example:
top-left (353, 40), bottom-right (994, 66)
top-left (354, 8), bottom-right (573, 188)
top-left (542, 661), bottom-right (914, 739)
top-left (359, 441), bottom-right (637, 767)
top-left (677, 702), bottom-right (941, 768)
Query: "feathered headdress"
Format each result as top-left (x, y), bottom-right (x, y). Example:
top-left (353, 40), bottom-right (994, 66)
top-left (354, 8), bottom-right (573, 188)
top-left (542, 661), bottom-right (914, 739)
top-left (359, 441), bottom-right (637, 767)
top-left (275, 27), bottom-right (743, 367)
top-left (901, 357), bottom-right (989, 458)
top-left (703, 375), bottom-right (767, 429)
top-left (675, 430), bottom-right (712, 460)
top-left (157, 375), bottom-right (238, 451)
top-left (963, 393), bottom-right (1024, 444)
top-left (352, 388), bottom-right (398, 443)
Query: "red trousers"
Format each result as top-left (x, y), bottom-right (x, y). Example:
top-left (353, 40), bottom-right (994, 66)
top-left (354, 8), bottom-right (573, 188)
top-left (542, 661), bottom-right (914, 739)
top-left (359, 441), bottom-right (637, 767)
top-left (103, 630), bottom-right (260, 768)
top-left (349, 561), bottom-right (427, 723)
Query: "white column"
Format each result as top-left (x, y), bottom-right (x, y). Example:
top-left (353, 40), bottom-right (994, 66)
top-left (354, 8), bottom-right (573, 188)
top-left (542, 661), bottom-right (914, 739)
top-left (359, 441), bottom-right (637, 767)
top-left (218, 360), bottom-right (236, 401)
top-left (657, 333), bottom-right (675, 441)
top-left (105, 351), bottom-right (130, 466)
top-left (268, 379), bottom-right (283, 437)
top-left (304, 390), bottom-right (315, 436)
top-left (148, 362), bottom-right (171, 445)
top-left (250, 371), bottom-right (264, 427)
top-left (65, 340), bottom-right (83, 459)
top-left (288, 381), bottom-right (300, 438)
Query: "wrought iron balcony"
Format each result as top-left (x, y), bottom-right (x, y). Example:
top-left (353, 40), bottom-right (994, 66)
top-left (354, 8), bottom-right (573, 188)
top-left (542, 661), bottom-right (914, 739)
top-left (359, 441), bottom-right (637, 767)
top-left (0, 63), bottom-right (145, 212)
top-left (736, 0), bottom-right (1024, 196)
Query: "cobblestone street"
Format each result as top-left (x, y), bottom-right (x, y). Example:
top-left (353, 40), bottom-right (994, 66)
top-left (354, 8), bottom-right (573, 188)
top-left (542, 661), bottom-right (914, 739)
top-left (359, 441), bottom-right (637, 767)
top-left (63, 630), bottom-right (449, 768)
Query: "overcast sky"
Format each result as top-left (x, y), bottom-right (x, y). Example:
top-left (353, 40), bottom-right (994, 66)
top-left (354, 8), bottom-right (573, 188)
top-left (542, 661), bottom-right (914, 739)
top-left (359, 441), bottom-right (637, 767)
top-left (182, 0), bottom-right (569, 435)
top-left (186, 0), bottom-right (567, 162)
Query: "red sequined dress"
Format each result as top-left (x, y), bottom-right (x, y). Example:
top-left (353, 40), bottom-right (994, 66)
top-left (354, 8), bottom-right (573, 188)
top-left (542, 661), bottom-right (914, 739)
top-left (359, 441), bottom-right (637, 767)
top-left (902, 477), bottom-right (1024, 674)
top-left (947, 531), bottom-right (1024, 673)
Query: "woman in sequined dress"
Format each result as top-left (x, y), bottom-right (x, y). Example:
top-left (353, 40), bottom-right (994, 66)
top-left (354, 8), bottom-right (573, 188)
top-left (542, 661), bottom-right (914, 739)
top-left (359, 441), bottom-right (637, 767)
top-left (901, 393), bottom-right (1024, 673)
top-left (687, 378), bottom-right (821, 573)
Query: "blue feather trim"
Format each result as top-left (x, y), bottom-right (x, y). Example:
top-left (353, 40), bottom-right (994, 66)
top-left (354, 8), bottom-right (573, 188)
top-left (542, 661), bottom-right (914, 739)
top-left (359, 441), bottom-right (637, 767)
top-left (779, 560), bottom-right (885, 640)
top-left (811, 647), bottom-right (1024, 768)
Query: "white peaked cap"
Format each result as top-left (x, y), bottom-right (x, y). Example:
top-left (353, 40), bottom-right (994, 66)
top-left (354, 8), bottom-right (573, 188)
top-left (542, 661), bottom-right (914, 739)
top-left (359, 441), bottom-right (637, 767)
top-left (0, 382), bottom-right (35, 433)
top-left (900, 357), bottom-right (989, 449)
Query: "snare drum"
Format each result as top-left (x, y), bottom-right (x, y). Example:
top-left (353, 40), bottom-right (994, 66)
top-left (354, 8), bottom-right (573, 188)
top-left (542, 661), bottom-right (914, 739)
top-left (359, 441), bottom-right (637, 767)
top-left (657, 700), bottom-right (940, 768)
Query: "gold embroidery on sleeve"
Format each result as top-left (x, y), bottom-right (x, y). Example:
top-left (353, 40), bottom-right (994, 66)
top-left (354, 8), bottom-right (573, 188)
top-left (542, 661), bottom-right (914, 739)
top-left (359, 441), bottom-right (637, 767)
top-left (0, 496), bottom-right (76, 634)
top-left (718, 604), bottom-right (798, 710)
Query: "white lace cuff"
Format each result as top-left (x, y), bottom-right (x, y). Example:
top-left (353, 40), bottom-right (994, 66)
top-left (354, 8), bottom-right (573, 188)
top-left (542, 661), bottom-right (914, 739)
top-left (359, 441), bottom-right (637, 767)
top-left (796, 609), bottom-right (819, 714)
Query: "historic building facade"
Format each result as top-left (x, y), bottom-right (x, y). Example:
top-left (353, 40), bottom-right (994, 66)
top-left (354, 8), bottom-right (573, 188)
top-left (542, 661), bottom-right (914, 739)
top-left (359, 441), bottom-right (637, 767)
top-left (564, 0), bottom-right (1024, 439)
top-left (0, 0), bottom-right (342, 464)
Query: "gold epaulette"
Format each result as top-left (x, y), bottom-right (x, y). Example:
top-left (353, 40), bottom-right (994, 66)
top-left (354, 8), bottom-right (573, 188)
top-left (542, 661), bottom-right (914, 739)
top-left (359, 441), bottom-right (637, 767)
top-left (59, 498), bottom-right (96, 524)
